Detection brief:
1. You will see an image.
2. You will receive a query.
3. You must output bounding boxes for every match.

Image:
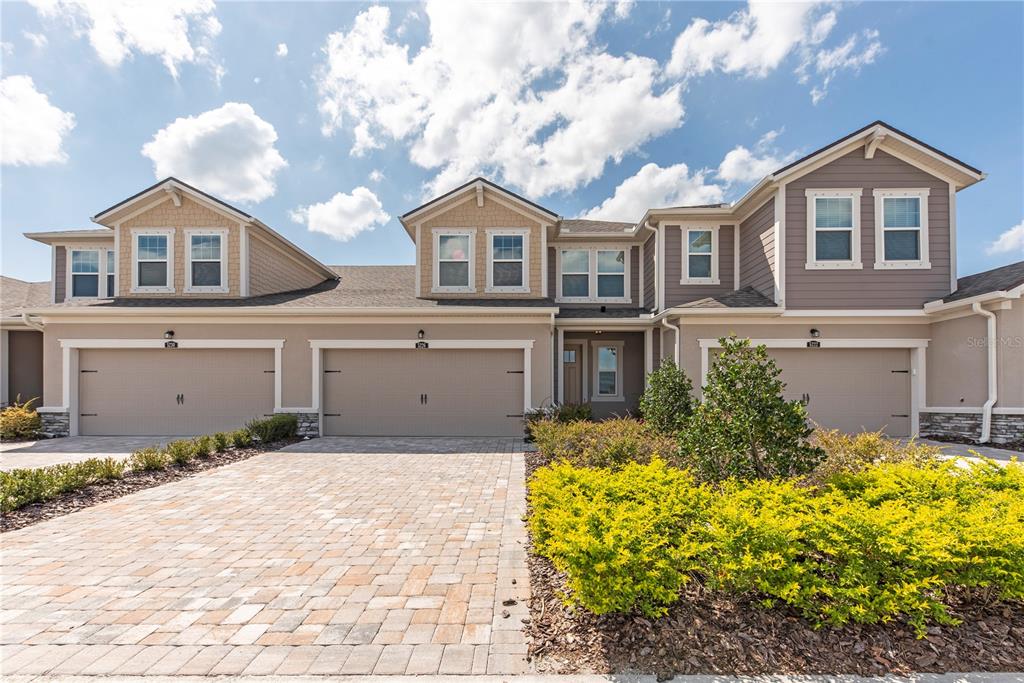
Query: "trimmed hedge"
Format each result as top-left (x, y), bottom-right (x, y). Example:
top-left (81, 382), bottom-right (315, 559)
top-left (245, 414), bottom-right (297, 443)
top-left (529, 457), bottom-right (1024, 635)
top-left (1, 457), bottom-right (125, 512)
top-left (530, 417), bottom-right (680, 469)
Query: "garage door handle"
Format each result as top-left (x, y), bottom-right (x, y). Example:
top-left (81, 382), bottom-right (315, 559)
top-left (506, 370), bottom-right (524, 374)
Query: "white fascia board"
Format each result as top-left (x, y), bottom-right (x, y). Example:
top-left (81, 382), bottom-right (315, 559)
top-left (922, 286), bottom-right (1023, 314)
top-left (26, 306), bottom-right (561, 318)
top-left (698, 337), bottom-right (930, 349)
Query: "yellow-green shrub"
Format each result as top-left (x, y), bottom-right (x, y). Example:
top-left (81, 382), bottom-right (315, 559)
top-left (810, 428), bottom-right (943, 482)
top-left (529, 458), bottom-right (711, 616)
top-left (1, 457), bottom-right (125, 512)
top-left (130, 446), bottom-right (168, 471)
top-left (0, 397), bottom-right (42, 440)
top-left (530, 418), bottom-right (680, 469)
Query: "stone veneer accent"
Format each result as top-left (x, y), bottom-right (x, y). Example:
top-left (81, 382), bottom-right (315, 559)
top-left (285, 412), bottom-right (320, 438)
top-left (38, 411), bottom-right (70, 438)
top-left (920, 411), bottom-right (1024, 445)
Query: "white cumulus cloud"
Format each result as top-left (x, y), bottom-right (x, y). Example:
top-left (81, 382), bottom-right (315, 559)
top-left (276, 42), bottom-right (288, 57)
top-left (314, 2), bottom-right (683, 198)
top-left (141, 102), bottom-right (287, 203)
top-left (717, 129), bottom-right (798, 185)
top-left (804, 29), bottom-right (884, 104)
top-left (368, 169), bottom-right (385, 183)
top-left (986, 222), bottom-right (1024, 256)
top-left (27, 0), bottom-right (222, 79)
top-left (23, 31), bottom-right (48, 48)
top-left (0, 75), bottom-right (76, 166)
top-left (290, 187), bottom-right (390, 242)
top-left (581, 162), bottom-right (725, 221)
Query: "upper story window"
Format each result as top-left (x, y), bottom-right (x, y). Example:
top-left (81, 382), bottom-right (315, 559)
top-left (132, 229), bottom-right (174, 293)
top-left (556, 246), bottom-right (631, 303)
top-left (186, 230), bottom-right (228, 293)
top-left (805, 189), bottom-right (863, 270)
top-left (486, 229), bottom-right (529, 293)
top-left (106, 249), bottom-right (115, 297)
top-left (70, 249), bottom-right (100, 298)
top-left (432, 229), bottom-right (475, 293)
top-left (873, 189), bottom-right (930, 269)
top-left (682, 227), bottom-right (719, 285)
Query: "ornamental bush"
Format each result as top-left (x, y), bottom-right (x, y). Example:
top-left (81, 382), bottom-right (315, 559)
top-left (638, 361), bottom-right (694, 435)
top-left (245, 414), bottom-right (298, 443)
top-left (530, 417), bottom-right (680, 469)
top-left (0, 457), bottom-right (125, 512)
top-left (524, 403), bottom-right (592, 440)
top-left (166, 439), bottom-right (196, 466)
top-left (680, 336), bottom-right (823, 481)
top-left (0, 396), bottom-right (42, 440)
top-left (130, 446), bottom-right (168, 471)
top-left (212, 432), bottom-right (230, 452)
top-left (809, 428), bottom-right (943, 483)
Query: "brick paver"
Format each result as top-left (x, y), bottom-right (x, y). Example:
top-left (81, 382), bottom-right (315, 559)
top-left (0, 437), bottom-right (531, 675)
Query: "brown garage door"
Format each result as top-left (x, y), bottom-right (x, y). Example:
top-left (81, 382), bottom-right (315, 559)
top-left (323, 348), bottom-right (524, 436)
top-left (78, 349), bottom-right (275, 436)
top-left (768, 348), bottom-right (912, 436)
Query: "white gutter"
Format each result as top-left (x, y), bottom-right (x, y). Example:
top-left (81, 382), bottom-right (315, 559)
top-left (972, 302), bottom-right (998, 443)
top-left (661, 317), bottom-right (680, 366)
top-left (22, 306), bottom-right (561, 318)
top-left (20, 312), bottom-right (45, 331)
top-left (922, 286), bottom-right (1022, 314)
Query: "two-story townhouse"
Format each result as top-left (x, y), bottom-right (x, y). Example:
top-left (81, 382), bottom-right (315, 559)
top-left (2, 121), bottom-right (1022, 444)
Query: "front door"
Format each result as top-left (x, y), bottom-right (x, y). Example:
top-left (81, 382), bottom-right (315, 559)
top-left (563, 343), bottom-right (583, 404)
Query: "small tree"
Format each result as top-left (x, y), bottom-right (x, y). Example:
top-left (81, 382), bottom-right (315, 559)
top-left (681, 336), bottom-right (822, 480)
top-left (639, 360), bottom-right (694, 435)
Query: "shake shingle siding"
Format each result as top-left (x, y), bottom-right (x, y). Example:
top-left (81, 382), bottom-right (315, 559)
top-left (54, 246), bottom-right (66, 303)
top-left (739, 198), bottom-right (775, 300)
top-left (786, 149), bottom-right (952, 309)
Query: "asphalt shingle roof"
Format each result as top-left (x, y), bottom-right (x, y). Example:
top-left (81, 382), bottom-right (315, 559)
top-left (558, 219), bottom-right (635, 233)
top-left (944, 260), bottom-right (1024, 302)
top-left (1, 276), bottom-right (50, 318)
top-left (673, 286), bottom-right (777, 309)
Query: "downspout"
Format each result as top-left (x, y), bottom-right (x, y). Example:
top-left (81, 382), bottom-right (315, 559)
top-left (20, 312), bottom-right (45, 332)
top-left (661, 317), bottom-right (680, 367)
top-left (972, 302), bottom-right (997, 443)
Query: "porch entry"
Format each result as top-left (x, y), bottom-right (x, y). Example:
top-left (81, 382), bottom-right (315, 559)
top-left (562, 342), bottom-right (584, 405)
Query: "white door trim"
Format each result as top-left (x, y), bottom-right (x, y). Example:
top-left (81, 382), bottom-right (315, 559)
top-left (697, 338), bottom-right (929, 435)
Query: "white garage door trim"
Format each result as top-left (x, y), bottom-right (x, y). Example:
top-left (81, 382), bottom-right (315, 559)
top-left (697, 338), bottom-right (929, 436)
top-left (309, 339), bottom-right (534, 436)
top-left (57, 338), bottom-right (285, 436)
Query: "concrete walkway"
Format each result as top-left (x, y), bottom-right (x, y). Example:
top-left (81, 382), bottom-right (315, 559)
top-left (0, 436), bottom-right (188, 471)
top-left (916, 438), bottom-right (1021, 462)
top-left (0, 437), bottom-right (531, 676)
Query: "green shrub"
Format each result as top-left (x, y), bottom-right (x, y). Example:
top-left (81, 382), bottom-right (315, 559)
top-left (212, 432), bottom-right (230, 452)
top-left (166, 439), bottom-right (196, 466)
top-left (230, 429), bottom-right (253, 448)
top-left (530, 458), bottom-right (711, 616)
top-left (245, 414), bottom-right (297, 443)
top-left (639, 361), bottom-right (694, 435)
top-left (525, 403), bottom-right (591, 440)
top-left (131, 446), bottom-right (168, 471)
top-left (531, 418), bottom-right (680, 469)
top-left (680, 336), bottom-right (823, 481)
top-left (809, 428), bottom-right (944, 483)
top-left (0, 396), bottom-right (42, 440)
top-left (0, 457), bottom-right (126, 512)
top-left (192, 435), bottom-right (214, 458)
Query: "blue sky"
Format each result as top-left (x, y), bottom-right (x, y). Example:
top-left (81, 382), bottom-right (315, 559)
top-left (1, 1), bottom-right (1022, 284)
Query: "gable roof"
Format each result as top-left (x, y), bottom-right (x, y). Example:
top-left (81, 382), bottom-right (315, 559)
top-left (93, 176), bottom-right (253, 223)
top-left (400, 177), bottom-right (560, 224)
top-left (944, 260), bottom-right (1024, 302)
top-left (1, 276), bottom-right (50, 319)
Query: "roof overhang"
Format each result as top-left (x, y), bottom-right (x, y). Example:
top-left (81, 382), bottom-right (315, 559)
top-left (22, 305), bottom-right (561, 320)
top-left (399, 178), bottom-right (560, 238)
top-left (923, 285), bottom-right (1023, 315)
top-left (92, 177), bottom-right (253, 225)
top-left (24, 230), bottom-right (114, 245)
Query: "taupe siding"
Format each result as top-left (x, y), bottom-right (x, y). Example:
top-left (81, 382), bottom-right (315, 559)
top-left (643, 232), bottom-right (656, 310)
top-left (54, 246), bottom-right (66, 302)
top-left (6, 330), bottom-right (43, 403)
top-left (739, 198), bottom-right (775, 299)
top-left (786, 149), bottom-right (952, 309)
top-left (563, 330), bottom-right (645, 418)
top-left (663, 225), bottom-right (735, 308)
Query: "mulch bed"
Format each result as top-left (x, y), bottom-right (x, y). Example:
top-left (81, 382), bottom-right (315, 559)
top-left (1, 438), bottom-right (300, 533)
top-left (523, 452), bottom-right (1024, 676)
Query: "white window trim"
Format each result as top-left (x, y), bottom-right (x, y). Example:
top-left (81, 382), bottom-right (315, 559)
top-left (485, 228), bottom-right (530, 293)
top-left (432, 228), bottom-right (476, 293)
top-left (184, 228), bottom-right (229, 293)
top-left (590, 340), bottom-right (624, 402)
top-left (873, 188), bottom-right (931, 270)
top-left (555, 245), bottom-right (631, 304)
top-left (805, 189), bottom-right (863, 270)
top-left (67, 247), bottom-right (102, 300)
top-left (105, 248), bottom-right (115, 299)
top-left (131, 228), bottom-right (175, 294)
top-left (681, 226), bottom-right (720, 285)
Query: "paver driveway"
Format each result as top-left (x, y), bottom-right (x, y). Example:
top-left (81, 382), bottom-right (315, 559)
top-left (0, 437), bottom-right (531, 676)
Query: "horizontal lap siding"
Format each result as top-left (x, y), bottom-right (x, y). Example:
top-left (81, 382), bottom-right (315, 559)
top-left (643, 233), bottom-right (656, 309)
top-left (786, 149), bottom-right (952, 309)
top-left (739, 198), bottom-right (775, 299)
top-left (664, 224), bottom-right (735, 307)
top-left (54, 246), bottom-right (66, 302)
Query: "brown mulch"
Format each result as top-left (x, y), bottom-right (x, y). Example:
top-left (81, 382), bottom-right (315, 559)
top-left (1, 438), bottom-right (300, 533)
top-left (523, 452), bottom-right (1024, 676)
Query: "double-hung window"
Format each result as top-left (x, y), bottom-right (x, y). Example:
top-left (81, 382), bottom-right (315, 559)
top-left (70, 249), bottom-right (100, 298)
top-left (591, 341), bottom-right (623, 401)
top-left (186, 230), bottom-right (228, 292)
top-left (682, 227), bottom-right (719, 284)
top-left (106, 249), bottom-right (115, 297)
top-left (433, 229), bottom-right (474, 292)
top-left (873, 189), bottom-right (930, 269)
top-left (805, 189), bottom-right (862, 269)
top-left (557, 247), bottom-right (630, 302)
top-left (486, 230), bottom-right (528, 292)
top-left (132, 229), bottom-right (173, 293)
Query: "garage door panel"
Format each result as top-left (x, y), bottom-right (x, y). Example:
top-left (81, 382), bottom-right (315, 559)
top-left (323, 348), bottom-right (523, 437)
top-left (79, 349), bottom-right (275, 436)
top-left (768, 348), bottom-right (911, 437)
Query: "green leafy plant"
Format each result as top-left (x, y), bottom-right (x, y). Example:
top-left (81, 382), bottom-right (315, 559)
top-left (524, 403), bottom-right (592, 440)
top-left (192, 435), bottom-right (214, 458)
top-left (245, 414), bottom-right (298, 443)
top-left (1, 457), bottom-right (126, 512)
top-left (166, 439), bottom-right (196, 466)
top-left (530, 417), bottom-right (680, 469)
top-left (212, 432), bottom-right (230, 453)
top-left (0, 396), bottom-right (42, 440)
top-left (808, 428), bottom-right (943, 483)
top-left (639, 360), bottom-right (694, 435)
top-left (131, 446), bottom-right (168, 471)
top-left (230, 429), bottom-right (253, 448)
top-left (680, 336), bottom-right (823, 481)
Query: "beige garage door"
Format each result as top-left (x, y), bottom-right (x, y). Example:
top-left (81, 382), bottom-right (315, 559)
top-left (767, 348), bottom-right (912, 436)
top-left (323, 348), bottom-right (525, 436)
top-left (78, 349), bottom-right (275, 436)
